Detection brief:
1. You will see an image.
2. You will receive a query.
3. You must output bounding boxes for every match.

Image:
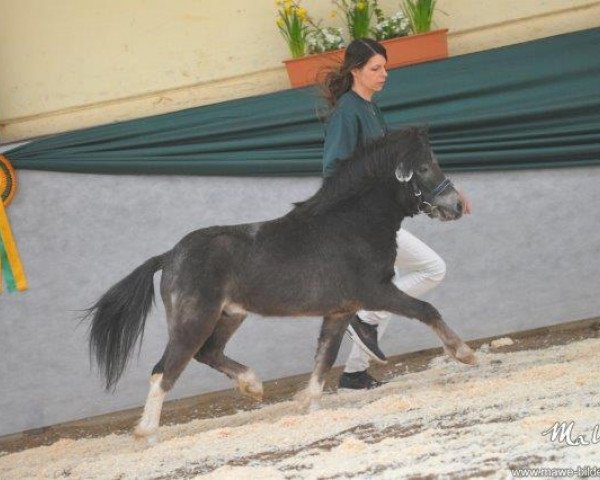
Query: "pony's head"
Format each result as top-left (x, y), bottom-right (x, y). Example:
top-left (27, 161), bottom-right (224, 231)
top-left (294, 126), bottom-right (462, 220)
top-left (393, 126), bottom-right (463, 222)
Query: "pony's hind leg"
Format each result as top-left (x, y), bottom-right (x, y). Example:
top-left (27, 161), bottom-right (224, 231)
top-left (134, 365), bottom-right (166, 444)
top-left (133, 294), bottom-right (222, 441)
top-left (366, 284), bottom-right (476, 365)
top-left (297, 314), bottom-right (352, 412)
top-left (194, 312), bottom-right (264, 401)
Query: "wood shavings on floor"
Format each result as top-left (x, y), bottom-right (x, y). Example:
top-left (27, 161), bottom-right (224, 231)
top-left (1, 336), bottom-right (599, 479)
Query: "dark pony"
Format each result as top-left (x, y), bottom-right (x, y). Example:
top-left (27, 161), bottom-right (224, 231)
top-left (86, 126), bottom-right (475, 442)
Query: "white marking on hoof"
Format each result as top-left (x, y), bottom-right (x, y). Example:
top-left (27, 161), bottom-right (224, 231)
top-left (133, 420), bottom-right (159, 439)
top-left (456, 344), bottom-right (477, 365)
top-left (134, 373), bottom-right (166, 439)
top-left (444, 343), bottom-right (477, 365)
top-left (308, 377), bottom-right (323, 397)
top-left (237, 369), bottom-right (263, 401)
top-left (296, 376), bottom-right (324, 411)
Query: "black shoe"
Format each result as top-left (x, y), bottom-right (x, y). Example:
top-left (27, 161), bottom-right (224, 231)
top-left (347, 315), bottom-right (387, 364)
top-left (338, 370), bottom-right (387, 390)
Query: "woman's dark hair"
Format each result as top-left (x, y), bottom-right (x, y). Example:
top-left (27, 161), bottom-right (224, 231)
top-left (320, 38), bottom-right (387, 110)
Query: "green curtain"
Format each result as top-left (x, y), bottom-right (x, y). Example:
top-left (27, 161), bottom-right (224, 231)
top-left (5, 27), bottom-right (600, 175)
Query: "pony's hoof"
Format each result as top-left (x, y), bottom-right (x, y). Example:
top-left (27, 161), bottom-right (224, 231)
top-left (133, 433), bottom-right (158, 446)
top-left (133, 422), bottom-right (158, 441)
top-left (294, 392), bottom-right (321, 413)
top-left (247, 387), bottom-right (264, 402)
top-left (293, 390), bottom-right (311, 410)
top-left (456, 344), bottom-right (477, 365)
top-left (237, 370), bottom-right (264, 402)
top-left (239, 382), bottom-right (264, 402)
top-left (444, 343), bottom-right (477, 366)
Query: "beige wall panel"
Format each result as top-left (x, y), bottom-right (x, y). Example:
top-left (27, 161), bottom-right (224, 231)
top-left (1, 0), bottom-right (599, 142)
top-left (447, 1), bottom-right (600, 55)
top-left (0, 0), bottom-right (288, 118)
top-left (440, 0), bottom-right (596, 31)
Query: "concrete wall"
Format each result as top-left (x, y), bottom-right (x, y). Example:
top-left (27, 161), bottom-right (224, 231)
top-left (1, 0), bottom-right (599, 141)
top-left (1, 165), bottom-right (599, 436)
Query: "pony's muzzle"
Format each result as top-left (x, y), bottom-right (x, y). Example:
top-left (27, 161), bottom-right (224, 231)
top-left (433, 192), bottom-right (463, 221)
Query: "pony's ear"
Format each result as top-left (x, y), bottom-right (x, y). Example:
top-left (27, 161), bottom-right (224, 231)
top-left (395, 162), bottom-right (413, 183)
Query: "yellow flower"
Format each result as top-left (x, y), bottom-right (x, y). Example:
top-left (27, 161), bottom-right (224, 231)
top-left (357, 1), bottom-right (367, 10)
top-left (284, 5), bottom-right (292, 16)
top-left (330, 10), bottom-right (337, 18)
top-left (276, 17), bottom-right (285, 28)
top-left (275, 0), bottom-right (284, 5)
top-left (296, 7), bottom-right (307, 21)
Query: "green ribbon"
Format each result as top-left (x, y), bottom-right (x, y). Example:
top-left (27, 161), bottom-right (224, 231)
top-left (0, 236), bottom-right (17, 292)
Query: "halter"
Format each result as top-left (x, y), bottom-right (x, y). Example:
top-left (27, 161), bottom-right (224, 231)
top-left (411, 177), bottom-right (454, 214)
top-left (395, 165), bottom-right (454, 215)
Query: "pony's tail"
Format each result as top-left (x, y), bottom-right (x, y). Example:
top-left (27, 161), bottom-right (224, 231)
top-left (85, 253), bottom-right (167, 390)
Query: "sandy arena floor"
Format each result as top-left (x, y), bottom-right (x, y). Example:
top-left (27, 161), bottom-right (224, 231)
top-left (1, 318), bottom-right (599, 479)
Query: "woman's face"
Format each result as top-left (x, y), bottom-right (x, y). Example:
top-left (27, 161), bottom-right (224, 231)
top-left (351, 54), bottom-right (388, 94)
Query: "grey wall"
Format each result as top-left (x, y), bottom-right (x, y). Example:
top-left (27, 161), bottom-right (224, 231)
top-left (1, 166), bottom-right (599, 437)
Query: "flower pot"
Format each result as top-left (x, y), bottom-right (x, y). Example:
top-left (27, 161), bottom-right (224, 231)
top-left (380, 29), bottom-right (448, 70)
top-left (283, 29), bottom-right (448, 88)
top-left (283, 49), bottom-right (345, 89)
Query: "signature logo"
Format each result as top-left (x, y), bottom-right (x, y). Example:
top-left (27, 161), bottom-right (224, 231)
top-left (542, 421), bottom-right (600, 446)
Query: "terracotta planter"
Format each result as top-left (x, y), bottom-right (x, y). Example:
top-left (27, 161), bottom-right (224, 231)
top-left (283, 48), bottom-right (345, 89)
top-left (283, 29), bottom-right (448, 89)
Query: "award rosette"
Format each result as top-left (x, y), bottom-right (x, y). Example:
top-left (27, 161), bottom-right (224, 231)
top-left (0, 155), bottom-right (27, 292)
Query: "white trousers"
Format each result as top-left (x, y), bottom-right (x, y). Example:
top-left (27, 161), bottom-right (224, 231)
top-left (344, 228), bottom-right (446, 373)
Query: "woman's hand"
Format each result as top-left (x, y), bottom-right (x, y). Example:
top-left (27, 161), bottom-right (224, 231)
top-left (458, 189), bottom-right (472, 215)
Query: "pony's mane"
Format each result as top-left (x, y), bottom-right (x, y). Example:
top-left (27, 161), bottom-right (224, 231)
top-left (293, 127), bottom-right (423, 216)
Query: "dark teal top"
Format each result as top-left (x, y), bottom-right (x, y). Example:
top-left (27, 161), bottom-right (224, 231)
top-left (322, 90), bottom-right (388, 177)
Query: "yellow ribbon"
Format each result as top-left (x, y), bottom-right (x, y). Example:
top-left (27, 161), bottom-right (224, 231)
top-left (0, 154), bottom-right (27, 293)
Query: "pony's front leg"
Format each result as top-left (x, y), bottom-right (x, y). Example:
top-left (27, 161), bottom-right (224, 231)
top-left (366, 284), bottom-right (476, 365)
top-left (296, 314), bottom-right (352, 412)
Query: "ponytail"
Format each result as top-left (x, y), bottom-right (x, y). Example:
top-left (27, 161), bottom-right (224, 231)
top-left (320, 66), bottom-right (354, 109)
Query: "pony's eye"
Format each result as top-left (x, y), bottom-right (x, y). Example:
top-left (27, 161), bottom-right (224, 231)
top-left (418, 166), bottom-right (429, 174)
